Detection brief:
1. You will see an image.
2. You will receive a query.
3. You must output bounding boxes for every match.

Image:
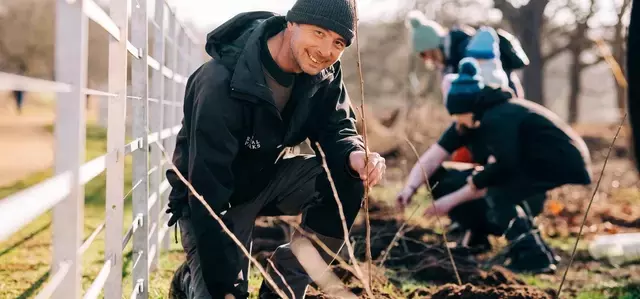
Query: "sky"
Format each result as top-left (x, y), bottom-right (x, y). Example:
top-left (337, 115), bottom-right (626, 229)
top-left (165, 0), bottom-right (406, 31)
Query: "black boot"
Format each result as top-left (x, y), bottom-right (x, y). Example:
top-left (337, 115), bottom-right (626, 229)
top-left (537, 230), bottom-right (561, 265)
top-left (503, 209), bottom-right (556, 274)
top-left (461, 229), bottom-right (492, 254)
top-left (169, 261), bottom-right (190, 299)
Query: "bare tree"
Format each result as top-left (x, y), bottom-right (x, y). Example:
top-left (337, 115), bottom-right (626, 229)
top-left (563, 0), bottom-right (602, 124)
top-left (544, 0), bottom-right (630, 124)
top-left (0, 0), bottom-right (54, 78)
top-left (0, 0), bottom-right (110, 88)
top-left (494, 0), bottom-right (551, 106)
top-left (610, 0), bottom-right (632, 119)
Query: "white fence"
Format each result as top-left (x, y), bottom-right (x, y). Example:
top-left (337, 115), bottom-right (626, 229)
top-left (0, 0), bottom-right (204, 298)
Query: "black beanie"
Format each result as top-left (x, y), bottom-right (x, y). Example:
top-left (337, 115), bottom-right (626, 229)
top-left (286, 0), bottom-right (356, 46)
top-left (446, 57), bottom-right (485, 115)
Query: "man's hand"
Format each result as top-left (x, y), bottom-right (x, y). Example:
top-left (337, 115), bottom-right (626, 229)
top-left (349, 150), bottom-right (386, 187)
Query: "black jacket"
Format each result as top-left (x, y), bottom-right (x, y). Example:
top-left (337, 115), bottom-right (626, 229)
top-left (166, 12), bottom-right (364, 295)
top-left (438, 87), bottom-right (592, 190)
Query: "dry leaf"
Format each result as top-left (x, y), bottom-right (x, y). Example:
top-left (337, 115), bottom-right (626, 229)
top-left (547, 199), bottom-right (565, 216)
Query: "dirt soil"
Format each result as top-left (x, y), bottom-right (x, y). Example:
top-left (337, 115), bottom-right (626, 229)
top-left (424, 284), bottom-right (553, 299)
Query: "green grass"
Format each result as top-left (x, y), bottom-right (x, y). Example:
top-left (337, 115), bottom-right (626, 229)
top-left (0, 125), bottom-right (186, 298)
top-left (576, 284), bottom-right (640, 299)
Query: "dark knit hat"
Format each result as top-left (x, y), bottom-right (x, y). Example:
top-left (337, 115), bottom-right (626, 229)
top-left (446, 57), bottom-right (485, 115)
top-left (286, 0), bottom-right (356, 46)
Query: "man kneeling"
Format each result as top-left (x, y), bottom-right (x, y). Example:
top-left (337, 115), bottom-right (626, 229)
top-left (165, 1), bottom-right (386, 298)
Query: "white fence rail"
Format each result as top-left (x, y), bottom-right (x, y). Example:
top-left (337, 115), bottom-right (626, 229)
top-left (0, 0), bottom-right (203, 298)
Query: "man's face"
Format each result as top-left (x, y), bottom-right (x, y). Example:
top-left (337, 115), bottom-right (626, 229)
top-left (288, 23), bottom-right (347, 75)
top-left (453, 112), bottom-right (479, 132)
top-left (419, 49), bottom-right (444, 70)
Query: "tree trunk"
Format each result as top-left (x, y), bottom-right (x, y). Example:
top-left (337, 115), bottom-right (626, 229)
top-left (514, 1), bottom-right (546, 106)
top-left (568, 50), bottom-right (581, 124)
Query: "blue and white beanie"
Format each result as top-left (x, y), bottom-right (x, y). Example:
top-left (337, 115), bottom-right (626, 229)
top-left (465, 27), bottom-right (509, 88)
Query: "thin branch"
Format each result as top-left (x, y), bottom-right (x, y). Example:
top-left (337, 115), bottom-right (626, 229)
top-left (583, 54), bottom-right (606, 68)
top-left (351, 0), bottom-right (373, 290)
top-left (586, 0), bottom-right (598, 20)
top-left (556, 112), bottom-right (626, 297)
top-left (619, 0), bottom-right (632, 18)
top-left (150, 134), bottom-right (290, 299)
top-left (557, 36), bottom-right (630, 298)
top-left (376, 181), bottom-right (439, 266)
top-left (403, 137), bottom-right (462, 285)
top-left (595, 39), bottom-right (628, 88)
top-left (315, 142), bottom-right (374, 298)
top-left (267, 259), bottom-right (296, 299)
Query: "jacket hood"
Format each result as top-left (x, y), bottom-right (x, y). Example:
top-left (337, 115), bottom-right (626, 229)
top-left (477, 86), bottom-right (513, 111)
top-left (205, 11), bottom-right (278, 68)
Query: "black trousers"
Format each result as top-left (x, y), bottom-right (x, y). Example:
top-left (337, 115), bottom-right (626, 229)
top-left (428, 166), bottom-right (556, 236)
top-left (179, 154), bottom-right (364, 299)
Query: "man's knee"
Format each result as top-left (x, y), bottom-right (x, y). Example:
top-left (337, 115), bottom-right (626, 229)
top-left (315, 162), bottom-right (365, 223)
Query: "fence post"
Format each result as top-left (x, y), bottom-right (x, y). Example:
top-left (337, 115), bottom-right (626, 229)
top-left (161, 8), bottom-right (177, 252)
top-left (131, 0), bottom-right (150, 296)
top-left (52, 1), bottom-right (87, 298)
top-left (104, 0), bottom-right (129, 298)
top-left (175, 25), bottom-right (185, 131)
top-left (149, 0), bottom-right (165, 271)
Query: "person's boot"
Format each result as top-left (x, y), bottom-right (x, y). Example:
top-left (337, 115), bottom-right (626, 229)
top-left (461, 229), bottom-right (492, 254)
top-left (532, 229), bottom-right (561, 265)
top-left (520, 200), bottom-right (562, 265)
top-left (503, 210), bottom-right (556, 274)
top-left (169, 261), bottom-right (190, 299)
top-left (258, 227), bottom-right (345, 299)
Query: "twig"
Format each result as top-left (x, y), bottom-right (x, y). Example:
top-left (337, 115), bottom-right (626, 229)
top-left (556, 35), bottom-right (630, 299)
top-left (150, 133), bottom-right (289, 299)
top-left (267, 259), bottom-right (296, 299)
top-left (351, 0), bottom-right (373, 289)
top-left (315, 142), bottom-right (374, 298)
top-left (595, 39), bottom-right (628, 88)
top-left (556, 112), bottom-right (627, 298)
top-left (377, 181), bottom-right (439, 266)
top-left (404, 137), bottom-right (462, 285)
top-left (286, 222), bottom-right (361, 283)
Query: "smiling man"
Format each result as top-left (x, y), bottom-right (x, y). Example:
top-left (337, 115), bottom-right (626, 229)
top-left (165, 1), bottom-right (386, 299)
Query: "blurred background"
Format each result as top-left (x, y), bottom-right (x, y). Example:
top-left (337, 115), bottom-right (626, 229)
top-left (0, 0), bottom-right (638, 298)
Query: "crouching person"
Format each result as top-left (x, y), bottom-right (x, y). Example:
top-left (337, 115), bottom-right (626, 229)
top-left (397, 58), bottom-right (592, 274)
top-left (165, 1), bottom-right (386, 298)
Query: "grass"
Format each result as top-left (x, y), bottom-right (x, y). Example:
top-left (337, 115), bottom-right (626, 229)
top-left (576, 284), bottom-right (640, 299)
top-left (0, 125), bottom-right (186, 298)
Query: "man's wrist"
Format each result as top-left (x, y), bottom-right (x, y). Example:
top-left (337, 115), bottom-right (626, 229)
top-left (345, 150), bottom-right (360, 178)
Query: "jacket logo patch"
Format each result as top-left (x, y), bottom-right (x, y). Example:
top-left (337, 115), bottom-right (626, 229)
top-left (244, 136), bottom-right (261, 150)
